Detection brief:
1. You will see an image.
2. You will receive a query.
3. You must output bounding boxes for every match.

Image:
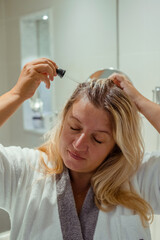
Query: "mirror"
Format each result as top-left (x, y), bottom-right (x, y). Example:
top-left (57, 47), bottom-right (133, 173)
top-left (87, 68), bottom-right (130, 81)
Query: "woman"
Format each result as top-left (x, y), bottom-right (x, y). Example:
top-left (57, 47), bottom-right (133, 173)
top-left (0, 58), bottom-right (159, 239)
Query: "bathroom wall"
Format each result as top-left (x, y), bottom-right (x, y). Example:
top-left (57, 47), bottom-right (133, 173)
top-left (52, 0), bottom-right (117, 112)
top-left (119, 1), bottom-right (160, 238)
top-left (119, 0), bottom-right (160, 152)
top-left (0, 0), bottom-right (11, 146)
top-left (0, 0), bottom-right (11, 233)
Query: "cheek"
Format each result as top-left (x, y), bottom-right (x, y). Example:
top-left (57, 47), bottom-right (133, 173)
top-left (97, 142), bottom-right (115, 160)
top-left (59, 128), bottom-right (66, 151)
top-left (89, 147), bottom-right (105, 162)
top-left (60, 127), bottom-right (72, 147)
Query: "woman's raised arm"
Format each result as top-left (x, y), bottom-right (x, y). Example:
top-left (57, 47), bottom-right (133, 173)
top-left (0, 58), bottom-right (57, 127)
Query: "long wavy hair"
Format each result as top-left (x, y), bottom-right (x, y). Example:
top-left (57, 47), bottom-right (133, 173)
top-left (38, 78), bottom-right (153, 226)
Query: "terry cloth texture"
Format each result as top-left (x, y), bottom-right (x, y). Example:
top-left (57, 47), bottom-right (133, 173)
top-left (56, 167), bottom-right (99, 240)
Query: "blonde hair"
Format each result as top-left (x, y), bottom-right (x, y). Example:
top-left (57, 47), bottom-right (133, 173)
top-left (38, 78), bottom-right (153, 226)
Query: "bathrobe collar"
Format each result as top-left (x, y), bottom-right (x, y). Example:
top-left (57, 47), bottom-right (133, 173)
top-left (56, 167), bottom-right (99, 240)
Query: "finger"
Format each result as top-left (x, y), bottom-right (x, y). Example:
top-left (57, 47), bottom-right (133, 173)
top-left (28, 57), bottom-right (57, 67)
top-left (34, 63), bottom-right (56, 81)
top-left (112, 79), bottom-right (121, 88)
top-left (109, 73), bottom-right (123, 81)
top-left (26, 58), bottom-right (58, 78)
top-left (35, 72), bottom-right (51, 89)
top-left (37, 58), bottom-right (58, 76)
top-left (108, 73), bottom-right (123, 88)
top-left (34, 57), bottom-right (58, 70)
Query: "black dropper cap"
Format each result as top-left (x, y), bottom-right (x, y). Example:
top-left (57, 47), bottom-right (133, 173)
top-left (56, 68), bottom-right (66, 78)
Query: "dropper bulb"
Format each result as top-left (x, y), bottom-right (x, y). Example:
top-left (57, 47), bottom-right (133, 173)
top-left (56, 68), bottom-right (66, 78)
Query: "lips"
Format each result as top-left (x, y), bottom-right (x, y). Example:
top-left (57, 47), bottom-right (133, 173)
top-left (68, 150), bottom-right (86, 161)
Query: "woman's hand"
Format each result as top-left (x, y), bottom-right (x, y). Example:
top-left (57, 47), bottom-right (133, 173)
top-left (109, 73), bottom-right (144, 110)
top-left (0, 58), bottom-right (58, 127)
top-left (11, 58), bottom-right (58, 101)
top-left (109, 73), bottom-right (160, 133)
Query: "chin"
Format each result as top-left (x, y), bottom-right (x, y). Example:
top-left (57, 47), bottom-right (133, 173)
top-left (63, 159), bottom-right (83, 172)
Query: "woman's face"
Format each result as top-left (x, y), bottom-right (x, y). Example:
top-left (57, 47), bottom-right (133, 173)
top-left (59, 97), bottom-right (115, 174)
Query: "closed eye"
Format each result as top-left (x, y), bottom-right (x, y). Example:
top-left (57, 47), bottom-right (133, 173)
top-left (70, 126), bottom-right (81, 131)
top-left (93, 137), bottom-right (102, 144)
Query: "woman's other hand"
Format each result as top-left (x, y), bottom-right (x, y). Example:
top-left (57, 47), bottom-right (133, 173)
top-left (11, 58), bottom-right (58, 101)
top-left (109, 73), bottom-right (160, 133)
top-left (109, 73), bottom-right (144, 110)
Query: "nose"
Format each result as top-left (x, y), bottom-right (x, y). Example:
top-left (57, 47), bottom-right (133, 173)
top-left (73, 133), bottom-right (88, 152)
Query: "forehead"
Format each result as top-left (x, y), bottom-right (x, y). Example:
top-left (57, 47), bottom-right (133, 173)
top-left (67, 97), bottom-right (112, 130)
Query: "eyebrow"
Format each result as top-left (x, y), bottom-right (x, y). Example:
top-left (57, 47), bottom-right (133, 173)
top-left (70, 115), bottom-right (81, 123)
top-left (69, 115), bottom-right (111, 134)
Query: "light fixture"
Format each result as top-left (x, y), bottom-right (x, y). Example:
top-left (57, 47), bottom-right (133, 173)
top-left (42, 15), bottom-right (48, 20)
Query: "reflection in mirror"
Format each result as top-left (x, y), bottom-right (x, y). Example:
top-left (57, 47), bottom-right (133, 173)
top-left (20, 9), bottom-right (51, 65)
top-left (20, 10), bottom-right (54, 133)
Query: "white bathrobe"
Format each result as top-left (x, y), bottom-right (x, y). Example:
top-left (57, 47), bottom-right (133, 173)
top-left (0, 144), bottom-right (159, 240)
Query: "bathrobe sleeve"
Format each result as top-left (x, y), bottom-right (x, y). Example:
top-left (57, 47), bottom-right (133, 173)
top-left (134, 151), bottom-right (160, 214)
top-left (0, 144), bottom-right (41, 213)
